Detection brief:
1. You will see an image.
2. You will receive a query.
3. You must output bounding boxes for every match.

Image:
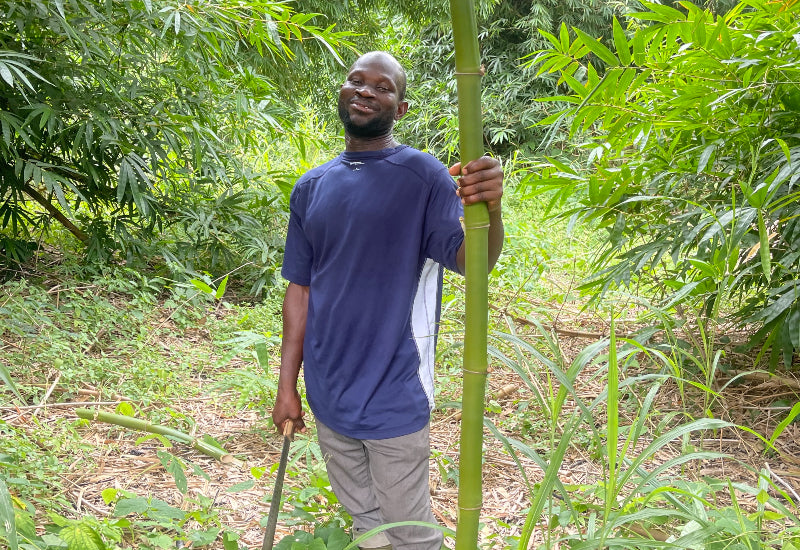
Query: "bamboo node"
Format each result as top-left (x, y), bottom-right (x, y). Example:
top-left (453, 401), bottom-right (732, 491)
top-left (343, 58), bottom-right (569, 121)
top-left (455, 64), bottom-right (486, 76)
top-left (465, 223), bottom-right (491, 229)
top-left (462, 368), bottom-right (488, 375)
top-left (458, 505), bottom-right (483, 511)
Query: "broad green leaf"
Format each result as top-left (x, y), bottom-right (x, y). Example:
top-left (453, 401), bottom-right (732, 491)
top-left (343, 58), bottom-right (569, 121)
top-left (101, 488), bottom-right (118, 505)
top-left (113, 497), bottom-right (150, 517)
top-left (157, 451), bottom-right (188, 494)
top-left (255, 341), bottom-right (270, 370)
top-left (59, 522), bottom-right (104, 550)
top-left (188, 527), bottom-right (221, 545)
top-left (226, 480), bottom-right (255, 493)
top-left (115, 401), bottom-right (135, 416)
top-left (223, 531), bottom-right (240, 550)
top-left (147, 498), bottom-right (186, 521)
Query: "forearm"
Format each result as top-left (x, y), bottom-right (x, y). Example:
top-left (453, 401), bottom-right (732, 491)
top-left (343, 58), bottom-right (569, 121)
top-left (273, 283), bottom-right (309, 432)
top-left (278, 282), bottom-right (308, 392)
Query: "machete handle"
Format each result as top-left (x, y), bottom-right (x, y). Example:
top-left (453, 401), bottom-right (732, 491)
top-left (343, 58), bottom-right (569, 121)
top-left (282, 419), bottom-right (294, 439)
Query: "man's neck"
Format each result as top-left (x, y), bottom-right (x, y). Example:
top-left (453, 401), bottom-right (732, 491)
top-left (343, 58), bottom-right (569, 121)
top-left (344, 133), bottom-right (399, 152)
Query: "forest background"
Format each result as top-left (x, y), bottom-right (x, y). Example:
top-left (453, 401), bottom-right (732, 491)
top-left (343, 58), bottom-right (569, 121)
top-left (3, 0), bottom-right (800, 548)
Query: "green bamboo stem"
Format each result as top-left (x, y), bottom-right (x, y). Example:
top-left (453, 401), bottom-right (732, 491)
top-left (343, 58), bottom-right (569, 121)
top-left (449, 3), bottom-right (489, 550)
top-left (75, 408), bottom-right (237, 463)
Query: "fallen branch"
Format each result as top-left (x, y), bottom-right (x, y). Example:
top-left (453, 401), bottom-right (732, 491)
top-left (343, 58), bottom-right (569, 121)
top-left (730, 371), bottom-right (800, 392)
top-left (22, 182), bottom-right (89, 243)
top-left (75, 408), bottom-right (243, 466)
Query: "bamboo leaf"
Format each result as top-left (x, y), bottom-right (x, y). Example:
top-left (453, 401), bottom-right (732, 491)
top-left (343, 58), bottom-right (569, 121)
top-left (538, 29), bottom-right (561, 51)
top-left (0, 64), bottom-right (13, 86)
top-left (612, 18), bottom-right (631, 66)
top-left (561, 73), bottom-right (589, 98)
top-left (215, 274), bottom-right (229, 299)
top-left (769, 401), bottom-right (800, 447)
top-left (697, 143), bottom-right (717, 174)
top-left (757, 209), bottom-right (771, 282)
top-left (573, 28), bottom-right (619, 67)
top-left (190, 279), bottom-right (214, 295)
top-left (559, 23), bottom-right (570, 51)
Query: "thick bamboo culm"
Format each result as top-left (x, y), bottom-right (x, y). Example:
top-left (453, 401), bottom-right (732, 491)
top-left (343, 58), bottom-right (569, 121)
top-left (449, 2), bottom-right (489, 550)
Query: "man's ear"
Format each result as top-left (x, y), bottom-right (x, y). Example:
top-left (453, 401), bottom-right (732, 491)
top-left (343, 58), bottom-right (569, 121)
top-left (395, 100), bottom-right (409, 121)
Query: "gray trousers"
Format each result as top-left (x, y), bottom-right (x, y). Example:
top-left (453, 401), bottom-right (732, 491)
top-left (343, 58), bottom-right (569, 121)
top-left (316, 420), bottom-right (443, 550)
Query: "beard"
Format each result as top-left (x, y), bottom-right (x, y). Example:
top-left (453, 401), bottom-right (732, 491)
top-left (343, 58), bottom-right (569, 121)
top-left (338, 96), bottom-right (396, 138)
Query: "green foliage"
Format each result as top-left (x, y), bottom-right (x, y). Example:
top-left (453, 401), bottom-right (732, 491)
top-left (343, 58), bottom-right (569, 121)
top-left (0, 478), bottom-right (18, 550)
top-left (0, 0), bottom-right (353, 275)
top-left (488, 319), bottom-right (800, 549)
top-left (275, 524), bottom-right (351, 550)
top-left (392, 0), bottom-right (634, 159)
top-left (285, 0), bottom-right (631, 160)
top-left (527, 0), bottom-right (800, 364)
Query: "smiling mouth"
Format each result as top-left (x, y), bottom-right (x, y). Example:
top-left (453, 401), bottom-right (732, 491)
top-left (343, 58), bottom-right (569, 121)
top-left (351, 100), bottom-right (377, 113)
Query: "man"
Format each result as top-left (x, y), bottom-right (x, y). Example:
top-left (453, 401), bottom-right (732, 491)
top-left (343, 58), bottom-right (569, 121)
top-left (272, 51), bottom-right (503, 550)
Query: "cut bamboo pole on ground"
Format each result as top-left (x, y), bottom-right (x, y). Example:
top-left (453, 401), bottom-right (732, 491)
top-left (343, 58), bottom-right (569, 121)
top-left (449, 2), bottom-right (489, 550)
top-left (75, 408), bottom-right (242, 465)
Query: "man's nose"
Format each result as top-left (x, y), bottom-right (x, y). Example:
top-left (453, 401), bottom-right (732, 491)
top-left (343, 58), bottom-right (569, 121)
top-left (355, 84), bottom-right (375, 97)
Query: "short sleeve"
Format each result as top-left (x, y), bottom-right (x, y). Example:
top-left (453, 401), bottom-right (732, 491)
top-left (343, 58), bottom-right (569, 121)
top-left (281, 181), bottom-right (313, 285)
top-left (422, 167), bottom-right (464, 274)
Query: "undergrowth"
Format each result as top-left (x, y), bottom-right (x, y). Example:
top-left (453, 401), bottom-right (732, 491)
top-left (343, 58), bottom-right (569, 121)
top-left (2, 177), bottom-right (800, 550)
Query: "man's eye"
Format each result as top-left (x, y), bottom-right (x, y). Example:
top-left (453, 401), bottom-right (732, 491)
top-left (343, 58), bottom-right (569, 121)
top-left (377, 87), bottom-right (389, 93)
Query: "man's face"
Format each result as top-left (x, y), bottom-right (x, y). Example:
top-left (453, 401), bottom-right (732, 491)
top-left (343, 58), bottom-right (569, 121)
top-left (337, 54), bottom-right (408, 139)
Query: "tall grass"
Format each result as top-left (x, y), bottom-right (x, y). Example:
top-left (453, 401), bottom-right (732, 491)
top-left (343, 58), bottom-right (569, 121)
top-left (487, 314), bottom-right (800, 549)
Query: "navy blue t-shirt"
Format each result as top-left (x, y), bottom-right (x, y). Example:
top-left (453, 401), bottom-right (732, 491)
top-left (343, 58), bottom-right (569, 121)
top-left (281, 145), bottom-right (465, 439)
